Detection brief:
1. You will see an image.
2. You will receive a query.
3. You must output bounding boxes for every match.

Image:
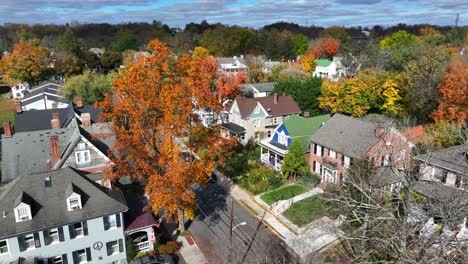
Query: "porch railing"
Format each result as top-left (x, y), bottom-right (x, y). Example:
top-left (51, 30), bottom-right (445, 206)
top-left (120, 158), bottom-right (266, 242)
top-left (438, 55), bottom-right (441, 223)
top-left (135, 241), bottom-right (150, 251)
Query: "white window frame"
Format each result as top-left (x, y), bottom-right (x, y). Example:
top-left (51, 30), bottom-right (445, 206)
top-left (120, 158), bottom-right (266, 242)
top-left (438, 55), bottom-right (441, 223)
top-left (254, 105), bottom-right (260, 114)
top-left (314, 162), bottom-right (321, 174)
top-left (271, 117), bottom-right (277, 125)
top-left (52, 255), bottom-right (63, 264)
top-left (106, 214), bottom-right (117, 229)
top-left (278, 131), bottom-right (287, 146)
top-left (73, 222), bottom-right (84, 237)
top-left (253, 119), bottom-right (260, 128)
top-left (24, 233), bottom-right (35, 250)
top-left (75, 150), bottom-right (91, 164)
top-left (17, 207), bottom-right (30, 221)
top-left (0, 240), bottom-right (8, 255)
top-left (49, 228), bottom-right (59, 244)
top-left (344, 156), bottom-right (351, 168)
top-left (109, 240), bottom-right (119, 255)
top-left (323, 167), bottom-right (337, 184)
top-left (315, 145), bottom-right (322, 156)
top-left (76, 249), bottom-right (86, 263)
top-left (382, 154), bottom-right (391, 167)
top-left (77, 142), bottom-right (86, 150)
top-left (68, 196), bottom-right (82, 210)
top-left (329, 150), bottom-right (336, 159)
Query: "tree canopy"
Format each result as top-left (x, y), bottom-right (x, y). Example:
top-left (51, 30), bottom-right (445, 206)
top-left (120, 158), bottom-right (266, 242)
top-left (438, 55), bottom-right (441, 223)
top-left (281, 140), bottom-right (308, 180)
top-left (271, 77), bottom-right (322, 116)
top-left (62, 70), bottom-right (114, 104)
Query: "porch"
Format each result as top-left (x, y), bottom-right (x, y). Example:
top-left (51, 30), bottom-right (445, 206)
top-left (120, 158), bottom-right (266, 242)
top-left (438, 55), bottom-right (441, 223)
top-left (127, 228), bottom-right (154, 252)
top-left (260, 146), bottom-right (284, 171)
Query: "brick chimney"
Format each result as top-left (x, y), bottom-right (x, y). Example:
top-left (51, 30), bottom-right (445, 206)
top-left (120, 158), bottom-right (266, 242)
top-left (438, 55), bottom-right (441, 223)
top-left (274, 93), bottom-right (278, 104)
top-left (16, 102), bottom-right (22, 113)
top-left (50, 136), bottom-right (60, 166)
top-left (81, 113), bottom-right (91, 127)
top-left (75, 97), bottom-right (84, 108)
top-left (51, 112), bottom-right (60, 129)
top-left (46, 160), bottom-right (52, 171)
top-left (52, 102), bottom-right (58, 109)
top-left (3, 122), bottom-right (12, 137)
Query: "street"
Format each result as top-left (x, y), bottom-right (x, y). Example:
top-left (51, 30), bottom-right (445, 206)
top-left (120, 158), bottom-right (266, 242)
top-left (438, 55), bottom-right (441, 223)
top-left (188, 176), bottom-right (296, 264)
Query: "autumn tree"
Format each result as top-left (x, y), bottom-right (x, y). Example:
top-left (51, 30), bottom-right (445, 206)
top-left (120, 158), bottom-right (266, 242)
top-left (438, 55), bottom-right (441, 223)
top-left (0, 42), bottom-right (49, 85)
top-left (431, 58), bottom-right (468, 124)
top-left (53, 52), bottom-right (82, 79)
top-left (298, 52), bottom-right (316, 74)
top-left (308, 37), bottom-right (340, 60)
top-left (100, 39), bottom-right (239, 230)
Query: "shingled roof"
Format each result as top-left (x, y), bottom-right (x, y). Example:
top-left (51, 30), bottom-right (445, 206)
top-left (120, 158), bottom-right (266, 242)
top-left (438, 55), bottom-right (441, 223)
top-left (0, 168), bottom-right (127, 239)
top-left (233, 95), bottom-right (301, 119)
top-left (310, 113), bottom-right (384, 159)
top-left (415, 144), bottom-right (468, 175)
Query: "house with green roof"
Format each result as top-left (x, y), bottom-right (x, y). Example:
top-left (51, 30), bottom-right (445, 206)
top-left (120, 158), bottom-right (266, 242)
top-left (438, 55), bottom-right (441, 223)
top-left (313, 57), bottom-right (345, 82)
top-left (259, 114), bottom-right (331, 171)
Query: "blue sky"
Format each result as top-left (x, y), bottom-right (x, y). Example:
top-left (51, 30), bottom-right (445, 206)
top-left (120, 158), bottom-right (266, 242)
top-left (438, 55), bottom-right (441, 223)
top-left (0, 0), bottom-right (466, 27)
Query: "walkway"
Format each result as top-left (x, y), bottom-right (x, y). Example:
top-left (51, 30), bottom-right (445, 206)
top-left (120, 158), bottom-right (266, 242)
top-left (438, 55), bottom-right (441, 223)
top-left (176, 235), bottom-right (208, 264)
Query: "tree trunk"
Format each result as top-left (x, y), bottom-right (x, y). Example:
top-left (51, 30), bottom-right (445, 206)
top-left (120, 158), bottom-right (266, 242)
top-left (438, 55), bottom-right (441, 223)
top-left (178, 209), bottom-right (185, 231)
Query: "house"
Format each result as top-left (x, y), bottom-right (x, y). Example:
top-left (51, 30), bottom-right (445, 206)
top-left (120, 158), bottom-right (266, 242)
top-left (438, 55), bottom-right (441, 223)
top-left (309, 113), bottom-right (415, 188)
top-left (1, 115), bottom-right (114, 183)
top-left (124, 191), bottom-right (158, 253)
top-left (19, 81), bottom-right (66, 111)
top-left (241, 82), bottom-right (275, 98)
top-left (216, 56), bottom-right (247, 75)
top-left (0, 167), bottom-right (128, 264)
top-left (312, 57), bottom-right (345, 82)
top-left (221, 94), bottom-right (301, 144)
top-left (259, 114), bottom-right (331, 171)
top-left (262, 60), bottom-right (281, 74)
top-left (10, 83), bottom-right (30, 100)
top-left (89, 48), bottom-right (105, 58)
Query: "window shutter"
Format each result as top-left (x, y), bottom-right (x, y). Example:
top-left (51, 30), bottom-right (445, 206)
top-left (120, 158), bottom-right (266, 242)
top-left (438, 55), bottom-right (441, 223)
top-left (86, 247), bottom-right (92, 261)
top-left (103, 216), bottom-right (110, 231)
top-left (106, 241), bottom-right (111, 256)
top-left (33, 232), bottom-right (41, 248)
top-left (72, 251), bottom-right (77, 264)
top-left (116, 213), bottom-right (121, 228)
top-left (58, 227), bottom-right (65, 242)
top-left (43, 229), bottom-right (51, 245)
top-left (17, 236), bottom-right (26, 252)
top-left (118, 239), bottom-right (124, 252)
top-left (62, 254), bottom-right (68, 264)
top-left (68, 224), bottom-right (76, 239)
top-left (83, 221), bottom-right (88, 236)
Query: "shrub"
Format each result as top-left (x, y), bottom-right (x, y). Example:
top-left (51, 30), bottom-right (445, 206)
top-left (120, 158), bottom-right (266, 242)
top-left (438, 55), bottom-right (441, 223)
top-left (158, 241), bottom-right (179, 254)
top-left (126, 237), bottom-right (137, 260)
top-left (302, 172), bottom-right (321, 187)
top-left (240, 166), bottom-right (284, 194)
top-left (134, 251), bottom-right (147, 259)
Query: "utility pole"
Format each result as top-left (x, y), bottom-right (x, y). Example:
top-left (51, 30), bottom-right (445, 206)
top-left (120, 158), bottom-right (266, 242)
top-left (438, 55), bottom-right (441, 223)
top-left (229, 198), bottom-right (233, 242)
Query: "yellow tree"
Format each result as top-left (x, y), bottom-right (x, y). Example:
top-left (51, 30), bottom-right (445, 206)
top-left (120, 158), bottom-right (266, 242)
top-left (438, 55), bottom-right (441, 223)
top-left (99, 39), bottom-right (238, 230)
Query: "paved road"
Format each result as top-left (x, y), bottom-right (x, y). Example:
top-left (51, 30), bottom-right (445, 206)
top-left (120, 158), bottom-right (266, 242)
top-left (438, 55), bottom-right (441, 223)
top-left (188, 177), bottom-right (296, 264)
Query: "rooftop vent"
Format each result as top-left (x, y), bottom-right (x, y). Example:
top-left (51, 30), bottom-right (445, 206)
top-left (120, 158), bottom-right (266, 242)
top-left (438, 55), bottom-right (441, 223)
top-left (44, 176), bottom-right (52, 188)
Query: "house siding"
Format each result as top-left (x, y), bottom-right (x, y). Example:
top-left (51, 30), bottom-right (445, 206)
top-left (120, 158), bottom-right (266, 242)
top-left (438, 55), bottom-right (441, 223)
top-left (62, 139), bottom-right (108, 173)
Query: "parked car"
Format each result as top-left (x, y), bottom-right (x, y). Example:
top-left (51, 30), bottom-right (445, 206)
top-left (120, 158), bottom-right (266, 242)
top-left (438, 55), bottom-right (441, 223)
top-left (130, 254), bottom-right (174, 264)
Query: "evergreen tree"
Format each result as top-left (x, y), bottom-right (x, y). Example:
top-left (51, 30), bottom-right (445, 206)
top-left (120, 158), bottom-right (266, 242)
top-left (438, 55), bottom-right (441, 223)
top-left (281, 140), bottom-right (308, 181)
top-left (58, 28), bottom-right (83, 56)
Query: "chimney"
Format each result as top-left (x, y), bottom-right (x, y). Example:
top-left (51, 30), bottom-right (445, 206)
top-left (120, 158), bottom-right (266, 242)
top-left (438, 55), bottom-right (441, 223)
top-left (51, 112), bottom-right (60, 129)
top-left (274, 93), bottom-right (278, 104)
top-left (303, 112), bottom-right (310, 117)
top-left (46, 160), bottom-right (52, 171)
top-left (81, 113), bottom-right (91, 127)
top-left (52, 102), bottom-right (58, 109)
top-left (16, 102), bottom-right (22, 113)
top-left (3, 122), bottom-right (12, 137)
top-left (50, 136), bottom-right (60, 166)
top-left (282, 92), bottom-right (286, 96)
top-left (75, 97), bottom-right (83, 108)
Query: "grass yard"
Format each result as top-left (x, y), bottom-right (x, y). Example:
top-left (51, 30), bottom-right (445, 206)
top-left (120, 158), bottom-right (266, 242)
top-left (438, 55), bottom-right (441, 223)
top-left (0, 90), bottom-right (15, 131)
top-left (260, 184), bottom-right (308, 205)
top-left (283, 195), bottom-right (336, 227)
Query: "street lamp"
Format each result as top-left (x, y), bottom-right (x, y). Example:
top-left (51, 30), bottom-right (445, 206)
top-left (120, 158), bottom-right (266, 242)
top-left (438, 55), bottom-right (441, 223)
top-left (232, 222), bottom-right (247, 231)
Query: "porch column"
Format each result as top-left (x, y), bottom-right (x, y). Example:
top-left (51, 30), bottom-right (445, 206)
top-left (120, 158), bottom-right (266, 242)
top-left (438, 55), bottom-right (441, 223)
top-left (275, 153), bottom-right (278, 168)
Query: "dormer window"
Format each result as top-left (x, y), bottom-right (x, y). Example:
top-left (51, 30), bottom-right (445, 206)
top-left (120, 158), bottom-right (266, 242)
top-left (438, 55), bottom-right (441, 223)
top-left (75, 150), bottom-right (90, 164)
top-left (69, 196), bottom-right (81, 210)
top-left (66, 184), bottom-right (82, 211)
top-left (17, 207), bottom-right (31, 221)
top-left (14, 192), bottom-right (33, 222)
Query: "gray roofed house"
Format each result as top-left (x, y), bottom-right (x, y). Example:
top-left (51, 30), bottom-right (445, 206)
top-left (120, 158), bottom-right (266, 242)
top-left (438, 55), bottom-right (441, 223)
top-left (20, 81), bottom-right (68, 111)
top-left (242, 82), bottom-right (276, 98)
top-left (415, 144), bottom-right (468, 176)
top-left (217, 56), bottom-right (247, 75)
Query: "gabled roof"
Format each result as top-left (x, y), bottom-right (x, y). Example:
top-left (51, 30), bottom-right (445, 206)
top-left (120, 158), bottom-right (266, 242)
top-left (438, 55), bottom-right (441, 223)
top-left (415, 144), bottom-right (468, 175)
top-left (124, 191), bottom-right (157, 232)
top-left (217, 57), bottom-right (247, 68)
top-left (21, 81), bottom-right (64, 102)
top-left (232, 95), bottom-right (301, 119)
top-left (283, 114), bottom-right (331, 152)
top-left (0, 168), bottom-right (127, 239)
top-left (315, 59), bottom-right (333, 67)
top-left (242, 82), bottom-right (276, 93)
top-left (310, 113), bottom-right (385, 159)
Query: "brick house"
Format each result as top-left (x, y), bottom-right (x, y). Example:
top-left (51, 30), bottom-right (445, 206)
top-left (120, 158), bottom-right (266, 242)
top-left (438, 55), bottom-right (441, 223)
top-left (309, 113), bottom-right (415, 188)
top-left (221, 94), bottom-right (301, 144)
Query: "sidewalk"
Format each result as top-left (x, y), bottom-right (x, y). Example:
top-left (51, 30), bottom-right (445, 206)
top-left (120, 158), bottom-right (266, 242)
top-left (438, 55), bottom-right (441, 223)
top-left (176, 235), bottom-right (208, 264)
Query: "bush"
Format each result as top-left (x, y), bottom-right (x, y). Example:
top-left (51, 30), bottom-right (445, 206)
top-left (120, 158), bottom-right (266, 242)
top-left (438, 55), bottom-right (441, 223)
top-left (126, 237), bottom-right (137, 260)
top-left (158, 241), bottom-right (179, 254)
top-left (302, 172), bottom-right (321, 187)
top-left (134, 251), bottom-right (147, 259)
top-left (239, 166), bottom-right (284, 194)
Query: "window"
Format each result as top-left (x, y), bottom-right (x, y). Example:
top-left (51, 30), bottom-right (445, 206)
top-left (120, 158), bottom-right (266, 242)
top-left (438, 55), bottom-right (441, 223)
top-left (253, 119), bottom-right (260, 128)
top-left (75, 249), bottom-right (87, 263)
top-left (343, 156), bottom-right (351, 168)
top-left (24, 234), bottom-right (35, 250)
top-left (69, 197), bottom-right (81, 210)
top-left (315, 145), bottom-right (322, 156)
top-left (254, 105), bottom-right (260, 114)
top-left (329, 150), bottom-right (336, 159)
top-left (108, 240), bottom-right (119, 255)
top-left (271, 117), bottom-right (277, 125)
top-left (104, 214), bottom-right (118, 230)
top-left (70, 222), bottom-right (85, 238)
top-left (314, 162), bottom-right (321, 174)
top-left (77, 143), bottom-right (86, 150)
top-left (398, 150), bottom-right (406, 161)
top-left (382, 154), bottom-right (391, 167)
top-left (51, 255), bottom-right (63, 264)
top-left (49, 228), bottom-right (59, 244)
top-left (323, 167), bottom-right (337, 184)
top-left (278, 131), bottom-right (287, 146)
top-left (0, 240), bottom-right (8, 254)
top-left (17, 207), bottom-right (30, 221)
top-left (75, 150), bottom-right (91, 164)
top-left (267, 130), bottom-right (272, 138)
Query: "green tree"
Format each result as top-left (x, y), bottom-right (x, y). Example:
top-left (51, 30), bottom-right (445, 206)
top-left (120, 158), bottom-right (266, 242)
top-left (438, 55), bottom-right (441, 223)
top-left (53, 52), bottom-right (82, 78)
top-left (264, 29), bottom-right (295, 60)
top-left (379, 30), bottom-right (417, 49)
top-left (292, 34), bottom-right (309, 55)
top-left (320, 26), bottom-right (351, 45)
top-left (379, 30), bottom-right (419, 72)
top-left (281, 140), bottom-right (308, 181)
top-left (271, 77), bottom-right (322, 115)
top-left (62, 70), bottom-right (114, 104)
top-left (58, 28), bottom-right (83, 56)
top-left (17, 25), bottom-right (41, 46)
top-left (109, 29), bottom-right (141, 52)
top-left (101, 51), bottom-right (122, 71)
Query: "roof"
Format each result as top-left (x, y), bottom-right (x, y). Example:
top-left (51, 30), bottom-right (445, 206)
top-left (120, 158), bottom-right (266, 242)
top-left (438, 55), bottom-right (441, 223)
top-left (413, 180), bottom-right (468, 214)
top-left (220, 122), bottom-right (246, 134)
top-left (415, 144), bottom-right (468, 176)
top-left (233, 95), bottom-right (301, 119)
top-left (21, 81), bottom-right (64, 102)
top-left (124, 191), bottom-right (157, 232)
top-left (310, 113), bottom-right (384, 159)
top-left (0, 168), bottom-right (127, 239)
top-left (217, 56), bottom-right (247, 68)
top-left (14, 103), bottom-right (102, 133)
top-left (370, 167), bottom-right (405, 188)
top-left (242, 82), bottom-right (276, 93)
top-left (284, 114), bottom-right (331, 152)
top-left (315, 59), bottom-right (333, 67)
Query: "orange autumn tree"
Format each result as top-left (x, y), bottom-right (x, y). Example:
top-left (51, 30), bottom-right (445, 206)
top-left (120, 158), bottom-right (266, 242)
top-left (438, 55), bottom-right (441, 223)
top-left (431, 58), bottom-right (468, 124)
top-left (308, 37), bottom-right (340, 60)
top-left (99, 40), bottom-right (239, 230)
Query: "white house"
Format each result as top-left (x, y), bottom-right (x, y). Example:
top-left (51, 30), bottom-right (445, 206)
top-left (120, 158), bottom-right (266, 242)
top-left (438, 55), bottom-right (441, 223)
top-left (20, 82), bottom-right (67, 111)
top-left (313, 57), bottom-right (345, 82)
top-left (217, 56), bottom-right (248, 75)
top-left (10, 83), bottom-right (30, 99)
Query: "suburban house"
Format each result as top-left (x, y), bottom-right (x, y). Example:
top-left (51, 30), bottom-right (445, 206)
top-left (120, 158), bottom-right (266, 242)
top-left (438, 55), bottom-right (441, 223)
top-left (1, 115), bottom-right (114, 183)
top-left (10, 83), bottom-right (30, 100)
top-left (221, 94), bottom-right (301, 144)
top-left (0, 167), bottom-right (128, 264)
top-left (19, 81), bottom-right (67, 111)
top-left (259, 114), bottom-right (331, 171)
top-left (309, 113), bottom-right (415, 188)
top-left (124, 191), bottom-right (158, 253)
top-left (241, 82), bottom-right (275, 98)
top-left (313, 57), bottom-right (345, 82)
top-left (216, 56), bottom-right (247, 75)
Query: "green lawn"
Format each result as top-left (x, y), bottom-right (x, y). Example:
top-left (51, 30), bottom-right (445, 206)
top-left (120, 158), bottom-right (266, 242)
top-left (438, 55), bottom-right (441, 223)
top-left (0, 91), bottom-right (15, 131)
top-left (283, 195), bottom-right (336, 227)
top-left (260, 184), bottom-right (308, 205)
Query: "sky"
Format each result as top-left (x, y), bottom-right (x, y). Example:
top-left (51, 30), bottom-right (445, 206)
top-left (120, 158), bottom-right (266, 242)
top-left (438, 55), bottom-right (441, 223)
top-left (0, 0), bottom-right (466, 28)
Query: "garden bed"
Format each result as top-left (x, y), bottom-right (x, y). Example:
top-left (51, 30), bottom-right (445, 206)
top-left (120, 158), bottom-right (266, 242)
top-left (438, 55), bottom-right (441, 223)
top-left (283, 195), bottom-right (338, 227)
top-left (260, 184), bottom-right (308, 205)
